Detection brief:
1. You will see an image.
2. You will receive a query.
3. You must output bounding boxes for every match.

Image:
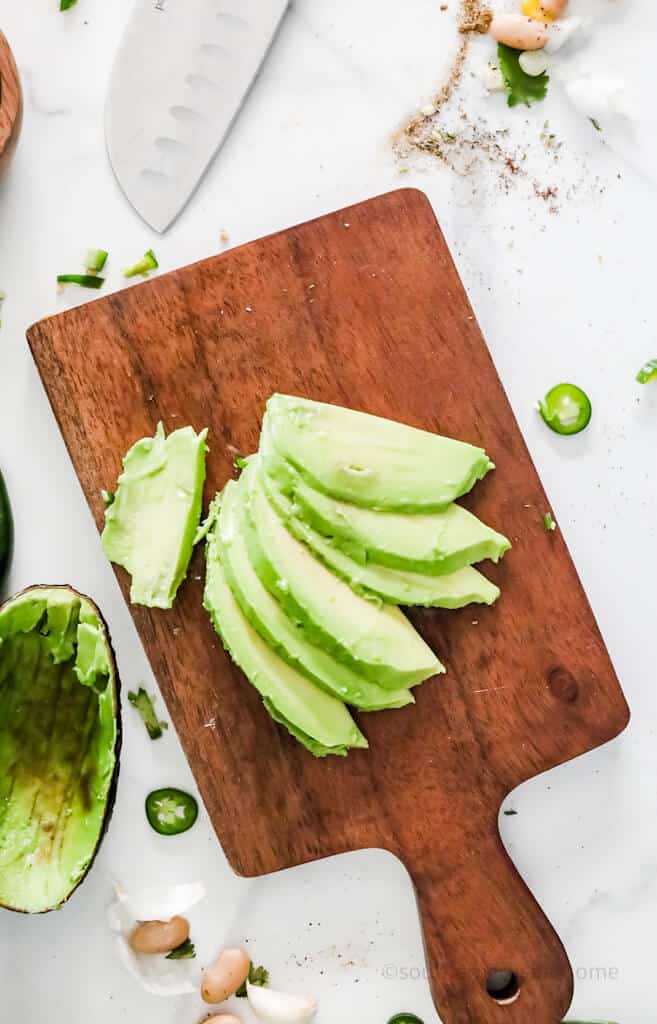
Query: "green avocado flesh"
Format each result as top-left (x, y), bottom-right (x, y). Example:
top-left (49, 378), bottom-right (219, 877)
top-left (102, 423), bottom-right (208, 609)
top-left (263, 394), bottom-right (493, 512)
top-left (218, 479), bottom-right (413, 710)
top-left (242, 461), bottom-right (443, 689)
top-left (203, 531), bottom-right (368, 757)
top-left (0, 587), bottom-right (119, 913)
top-left (261, 431), bottom-right (509, 576)
top-left (260, 461), bottom-right (500, 608)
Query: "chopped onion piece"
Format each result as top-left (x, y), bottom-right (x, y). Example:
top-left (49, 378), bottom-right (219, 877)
top-left (519, 50), bottom-right (550, 76)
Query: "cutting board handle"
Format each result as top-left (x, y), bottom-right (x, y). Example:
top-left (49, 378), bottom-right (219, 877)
top-left (0, 32), bottom-right (22, 174)
top-left (402, 818), bottom-right (573, 1023)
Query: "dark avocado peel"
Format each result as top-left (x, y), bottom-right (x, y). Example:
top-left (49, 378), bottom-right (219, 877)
top-left (0, 470), bottom-right (13, 592)
top-left (0, 586), bottom-right (120, 913)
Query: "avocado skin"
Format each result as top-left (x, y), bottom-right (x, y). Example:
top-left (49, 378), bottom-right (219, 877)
top-left (0, 470), bottom-right (13, 592)
top-left (0, 585), bottom-right (121, 914)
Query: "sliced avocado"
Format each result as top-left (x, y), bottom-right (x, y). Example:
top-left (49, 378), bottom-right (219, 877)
top-left (263, 394), bottom-right (493, 512)
top-left (203, 532), bottom-right (368, 757)
top-left (218, 478), bottom-right (413, 711)
top-left (102, 422), bottom-right (208, 608)
top-left (0, 586), bottom-right (120, 913)
top-left (260, 461), bottom-right (500, 608)
top-left (242, 461), bottom-right (443, 690)
top-left (261, 430), bottom-right (509, 576)
top-left (0, 469), bottom-right (13, 592)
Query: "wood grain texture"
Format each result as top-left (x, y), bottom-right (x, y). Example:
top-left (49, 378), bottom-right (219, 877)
top-left (27, 190), bottom-right (629, 1023)
top-left (0, 33), bottom-right (22, 174)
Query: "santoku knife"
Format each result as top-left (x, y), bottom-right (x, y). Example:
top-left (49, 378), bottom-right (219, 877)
top-left (105, 0), bottom-right (289, 232)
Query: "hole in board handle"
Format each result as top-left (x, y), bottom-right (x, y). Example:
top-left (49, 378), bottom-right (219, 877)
top-left (486, 969), bottom-right (521, 1005)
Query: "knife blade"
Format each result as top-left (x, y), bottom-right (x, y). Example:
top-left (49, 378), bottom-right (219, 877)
top-left (105, 0), bottom-right (289, 233)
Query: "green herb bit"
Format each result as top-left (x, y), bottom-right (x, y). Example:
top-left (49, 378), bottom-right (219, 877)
top-left (636, 358), bottom-right (657, 384)
top-left (57, 274), bottom-right (105, 289)
top-left (234, 455), bottom-right (249, 470)
top-left (236, 962), bottom-right (270, 996)
top-left (543, 512), bottom-right (556, 532)
top-left (503, 809), bottom-right (518, 816)
top-left (165, 937), bottom-right (196, 960)
top-left (498, 43), bottom-right (549, 108)
top-left (589, 117), bottom-right (602, 132)
top-left (538, 383), bottom-right (592, 436)
top-left (60, 0), bottom-right (78, 8)
top-left (85, 248), bottom-right (109, 273)
top-left (101, 489), bottom-right (115, 508)
top-left (123, 249), bottom-right (159, 279)
top-left (387, 1015), bottom-right (425, 1024)
top-left (128, 687), bottom-right (168, 740)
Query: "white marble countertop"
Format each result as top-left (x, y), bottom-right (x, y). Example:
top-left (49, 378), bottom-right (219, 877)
top-left (0, 1), bottom-right (655, 1021)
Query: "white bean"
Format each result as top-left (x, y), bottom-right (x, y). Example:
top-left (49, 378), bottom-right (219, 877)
top-left (489, 14), bottom-right (548, 50)
top-left (201, 947), bottom-right (251, 1004)
top-left (129, 915), bottom-right (189, 954)
top-left (539, 0), bottom-right (568, 18)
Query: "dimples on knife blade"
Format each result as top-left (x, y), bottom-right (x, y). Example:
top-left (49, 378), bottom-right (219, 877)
top-left (105, 0), bottom-right (289, 231)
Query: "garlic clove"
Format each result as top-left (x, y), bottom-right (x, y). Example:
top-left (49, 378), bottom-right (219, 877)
top-left (247, 979), bottom-right (318, 1024)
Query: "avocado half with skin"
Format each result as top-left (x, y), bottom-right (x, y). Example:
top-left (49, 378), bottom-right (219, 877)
top-left (0, 586), bottom-right (121, 913)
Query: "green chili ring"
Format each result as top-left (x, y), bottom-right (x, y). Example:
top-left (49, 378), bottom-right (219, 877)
top-left (145, 787), bottom-right (198, 836)
top-left (538, 383), bottom-right (592, 435)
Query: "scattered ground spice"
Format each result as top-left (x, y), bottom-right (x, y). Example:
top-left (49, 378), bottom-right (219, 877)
top-left (534, 183), bottom-right (559, 201)
top-left (459, 0), bottom-right (493, 34)
top-left (397, 0), bottom-right (494, 167)
top-left (394, 0), bottom-right (608, 210)
top-left (403, 39), bottom-right (469, 137)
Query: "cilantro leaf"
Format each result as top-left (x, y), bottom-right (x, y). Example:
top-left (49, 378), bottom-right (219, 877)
top-left (236, 962), bottom-right (270, 997)
top-left (497, 43), bottom-right (549, 108)
top-left (165, 937), bottom-right (196, 960)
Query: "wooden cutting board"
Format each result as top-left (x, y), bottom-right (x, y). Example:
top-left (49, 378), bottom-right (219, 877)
top-left (28, 189), bottom-right (629, 1023)
top-left (0, 32), bottom-right (22, 173)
